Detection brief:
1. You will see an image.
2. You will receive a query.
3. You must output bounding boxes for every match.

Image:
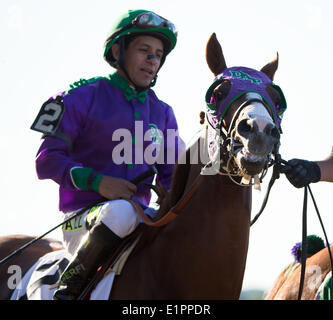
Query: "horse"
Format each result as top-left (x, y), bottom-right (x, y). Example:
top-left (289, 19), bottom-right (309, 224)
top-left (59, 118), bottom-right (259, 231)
top-left (265, 235), bottom-right (333, 300)
top-left (0, 235), bottom-right (62, 300)
top-left (0, 33), bottom-right (286, 300)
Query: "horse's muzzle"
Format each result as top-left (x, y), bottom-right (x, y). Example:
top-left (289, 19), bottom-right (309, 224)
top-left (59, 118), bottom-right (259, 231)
top-left (235, 118), bottom-right (280, 157)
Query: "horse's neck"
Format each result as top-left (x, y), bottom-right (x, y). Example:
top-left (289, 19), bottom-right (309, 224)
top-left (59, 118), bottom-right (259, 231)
top-left (114, 135), bottom-right (252, 299)
top-left (144, 163), bottom-right (252, 298)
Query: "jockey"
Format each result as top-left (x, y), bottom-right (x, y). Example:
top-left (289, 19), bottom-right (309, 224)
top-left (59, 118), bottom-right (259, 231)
top-left (280, 149), bottom-right (333, 188)
top-left (32, 9), bottom-right (184, 300)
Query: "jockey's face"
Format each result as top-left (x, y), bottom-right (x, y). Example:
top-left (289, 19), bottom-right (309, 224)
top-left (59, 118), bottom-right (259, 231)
top-left (113, 35), bottom-right (164, 88)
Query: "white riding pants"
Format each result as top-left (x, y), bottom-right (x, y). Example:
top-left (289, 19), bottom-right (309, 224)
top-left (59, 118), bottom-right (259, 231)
top-left (62, 200), bottom-right (146, 256)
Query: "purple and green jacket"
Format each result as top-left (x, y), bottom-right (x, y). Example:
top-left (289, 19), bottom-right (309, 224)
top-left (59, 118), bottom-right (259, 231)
top-left (35, 72), bottom-right (185, 213)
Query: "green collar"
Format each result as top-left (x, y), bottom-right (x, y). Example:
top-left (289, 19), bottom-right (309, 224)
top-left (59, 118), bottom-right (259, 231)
top-left (108, 72), bottom-right (147, 104)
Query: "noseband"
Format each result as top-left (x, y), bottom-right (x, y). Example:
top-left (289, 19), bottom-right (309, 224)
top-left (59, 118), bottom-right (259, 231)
top-left (203, 95), bottom-right (280, 189)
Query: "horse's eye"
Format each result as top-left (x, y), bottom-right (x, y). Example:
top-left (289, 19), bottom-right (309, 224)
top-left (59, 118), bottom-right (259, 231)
top-left (213, 80), bottom-right (231, 102)
top-left (266, 85), bottom-right (281, 105)
top-left (214, 90), bottom-right (225, 100)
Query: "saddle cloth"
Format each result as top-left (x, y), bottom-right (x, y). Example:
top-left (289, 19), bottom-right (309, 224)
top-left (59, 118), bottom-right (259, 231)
top-left (10, 236), bottom-right (140, 300)
top-left (315, 271), bottom-right (332, 300)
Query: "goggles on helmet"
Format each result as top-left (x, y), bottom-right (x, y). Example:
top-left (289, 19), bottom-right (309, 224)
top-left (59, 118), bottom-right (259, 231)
top-left (111, 12), bottom-right (178, 41)
top-left (131, 12), bottom-right (177, 36)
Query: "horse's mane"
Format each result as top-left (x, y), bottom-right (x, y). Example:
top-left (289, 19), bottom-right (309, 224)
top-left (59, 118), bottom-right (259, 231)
top-left (131, 146), bottom-right (194, 252)
top-left (156, 146), bottom-right (193, 217)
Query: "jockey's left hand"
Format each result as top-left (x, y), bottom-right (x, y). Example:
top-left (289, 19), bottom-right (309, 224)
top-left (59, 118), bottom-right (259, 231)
top-left (279, 158), bottom-right (321, 188)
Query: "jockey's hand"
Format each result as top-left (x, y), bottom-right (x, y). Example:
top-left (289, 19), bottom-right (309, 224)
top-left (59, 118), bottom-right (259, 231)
top-left (279, 158), bottom-right (321, 188)
top-left (98, 176), bottom-right (137, 200)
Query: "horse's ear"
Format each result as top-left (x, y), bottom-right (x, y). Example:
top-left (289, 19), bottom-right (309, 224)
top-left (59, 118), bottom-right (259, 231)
top-left (206, 33), bottom-right (227, 76)
top-left (260, 52), bottom-right (279, 81)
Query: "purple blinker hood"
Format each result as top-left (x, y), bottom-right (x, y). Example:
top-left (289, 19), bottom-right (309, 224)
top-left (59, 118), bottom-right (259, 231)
top-left (205, 66), bottom-right (286, 130)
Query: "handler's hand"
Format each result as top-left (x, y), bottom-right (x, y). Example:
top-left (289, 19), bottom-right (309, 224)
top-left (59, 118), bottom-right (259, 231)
top-left (279, 158), bottom-right (321, 188)
top-left (98, 176), bottom-right (137, 200)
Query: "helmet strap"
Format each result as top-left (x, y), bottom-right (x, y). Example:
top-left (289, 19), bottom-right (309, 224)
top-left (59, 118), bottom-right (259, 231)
top-left (150, 74), bottom-right (158, 88)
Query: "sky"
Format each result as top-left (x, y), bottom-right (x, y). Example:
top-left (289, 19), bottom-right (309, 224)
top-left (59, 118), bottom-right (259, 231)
top-left (1, 0), bottom-right (332, 294)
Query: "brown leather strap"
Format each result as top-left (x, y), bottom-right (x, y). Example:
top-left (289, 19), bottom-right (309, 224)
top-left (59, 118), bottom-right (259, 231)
top-left (128, 175), bottom-right (203, 227)
top-left (170, 175), bottom-right (202, 215)
top-left (130, 200), bottom-right (179, 227)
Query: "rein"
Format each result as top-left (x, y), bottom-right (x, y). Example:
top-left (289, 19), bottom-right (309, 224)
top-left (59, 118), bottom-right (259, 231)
top-left (144, 96), bottom-right (284, 228)
top-left (130, 98), bottom-right (270, 228)
top-left (137, 97), bottom-right (278, 228)
top-left (135, 153), bottom-right (281, 228)
top-left (250, 153), bottom-right (285, 226)
top-left (297, 185), bottom-right (333, 300)
top-left (249, 159), bottom-right (333, 300)
top-left (130, 173), bottom-right (203, 227)
top-left (249, 157), bottom-right (333, 299)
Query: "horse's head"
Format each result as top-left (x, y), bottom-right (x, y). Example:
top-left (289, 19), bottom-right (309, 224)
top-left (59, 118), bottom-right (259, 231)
top-left (204, 33), bottom-right (287, 181)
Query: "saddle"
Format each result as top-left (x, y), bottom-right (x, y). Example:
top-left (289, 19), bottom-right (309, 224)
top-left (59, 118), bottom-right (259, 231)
top-left (78, 172), bottom-right (203, 299)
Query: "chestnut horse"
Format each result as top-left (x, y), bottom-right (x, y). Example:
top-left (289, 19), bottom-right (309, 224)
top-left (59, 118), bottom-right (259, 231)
top-left (0, 33), bottom-right (286, 299)
top-left (0, 235), bottom-right (62, 300)
top-left (265, 238), bottom-right (332, 300)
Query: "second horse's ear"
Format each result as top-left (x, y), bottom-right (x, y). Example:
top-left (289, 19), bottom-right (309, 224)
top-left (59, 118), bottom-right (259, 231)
top-left (260, 52), bottom-right (279, 81)
top-left (206, 33), bottom-right (227, 76)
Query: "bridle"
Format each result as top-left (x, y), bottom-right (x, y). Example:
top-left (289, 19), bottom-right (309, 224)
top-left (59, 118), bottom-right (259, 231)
top-left (199, 92), bottom-right (286, 228)
top-left (204, 88), bottom-right (333, 299)
top-left (204, 90), bottom-right (333, 299)
top-left (203, 94), bottom-right (281, 190)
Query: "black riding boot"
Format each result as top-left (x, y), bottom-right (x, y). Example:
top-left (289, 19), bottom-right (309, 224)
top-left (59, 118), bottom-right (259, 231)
top-left (53, 222), bottom-right (122, 300)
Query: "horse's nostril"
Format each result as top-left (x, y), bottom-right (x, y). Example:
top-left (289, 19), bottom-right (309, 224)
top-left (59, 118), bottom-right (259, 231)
top-left (263, 124), bottom-right (280, 140)
top-left (264, 125), bottom-right (272, 136)
top-left (237, 119), bottom-right (252, 137)
top-left (270, 127), bottom-right (280, 139)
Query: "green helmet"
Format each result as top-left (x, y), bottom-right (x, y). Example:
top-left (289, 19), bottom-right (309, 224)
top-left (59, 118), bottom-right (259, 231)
top-left (104, 9), bottom-right (178, 68)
